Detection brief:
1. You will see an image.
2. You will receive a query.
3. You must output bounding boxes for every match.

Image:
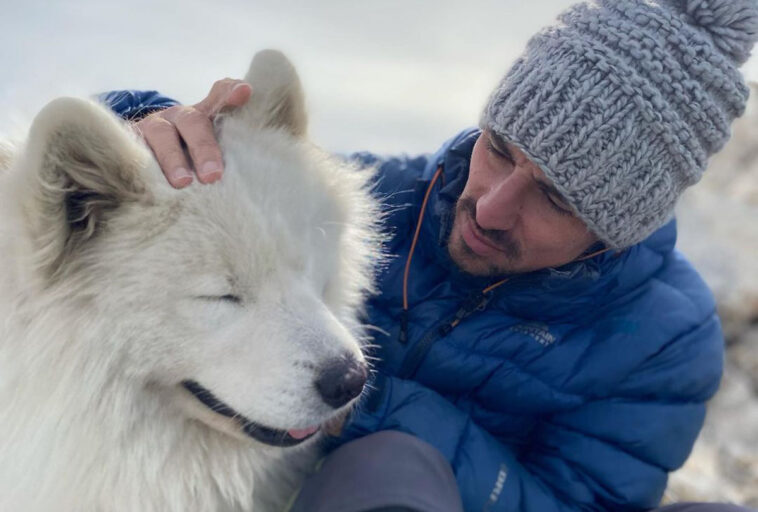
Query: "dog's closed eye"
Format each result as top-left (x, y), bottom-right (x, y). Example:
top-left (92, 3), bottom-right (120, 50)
top-left (197, 294), bottom-right (243, 305)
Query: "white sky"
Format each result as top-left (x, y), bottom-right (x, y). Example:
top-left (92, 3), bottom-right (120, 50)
top-left (3, 0), bottom-right (758, 154)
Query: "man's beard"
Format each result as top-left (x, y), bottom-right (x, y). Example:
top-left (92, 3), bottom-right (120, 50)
top-left (448, 197), bottom-right (522, 277)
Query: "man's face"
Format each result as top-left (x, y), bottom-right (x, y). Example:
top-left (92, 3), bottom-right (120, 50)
top-left (448, 130), bottom-right (598, 276)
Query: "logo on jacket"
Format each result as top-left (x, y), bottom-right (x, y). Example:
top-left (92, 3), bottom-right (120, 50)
top-left (508, 322), bottom-right (555, 347)
top-left (484, 464), bottom-right (508, 511)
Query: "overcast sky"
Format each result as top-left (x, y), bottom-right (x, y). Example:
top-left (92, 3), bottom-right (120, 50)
top-left (3, 0), bottom-right (758, 154)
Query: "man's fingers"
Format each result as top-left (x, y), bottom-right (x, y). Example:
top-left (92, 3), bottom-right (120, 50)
top-left (173, 80), bottom-right (250, 182)
top-left (134, 78), bottom-right (251, 187)
top-left (138, 117), bottom-right (193, 188)
top-left (225, 82), bottom-right (253, 108)
top-left (196, 78), bottom-right (250, 117)
top-left (173, 107), bottom-right (224, 184)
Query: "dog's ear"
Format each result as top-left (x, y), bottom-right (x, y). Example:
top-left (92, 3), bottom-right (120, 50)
top-left (235, 49), bottom-right (307, 137)
top-left (19, 97), bottom-right (151, 280)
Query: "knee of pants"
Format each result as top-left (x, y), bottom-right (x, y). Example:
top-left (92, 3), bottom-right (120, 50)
top-left (291, 430), bottom-right (463, 512)
top-left (655, 504), bottom-right (757, 512)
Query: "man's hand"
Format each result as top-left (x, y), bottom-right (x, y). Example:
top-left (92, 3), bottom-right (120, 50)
top-left (133, 79), bottom-right (252, 188)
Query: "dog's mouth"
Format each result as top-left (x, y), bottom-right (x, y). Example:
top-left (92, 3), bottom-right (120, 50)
top-left (181, 380), bottom-right (320, 447)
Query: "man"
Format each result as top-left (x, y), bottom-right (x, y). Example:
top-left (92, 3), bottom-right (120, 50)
top-left (101, 0), bottom-right (758, 510)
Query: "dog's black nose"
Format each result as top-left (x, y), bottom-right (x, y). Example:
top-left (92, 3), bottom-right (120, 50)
top-left (315, 356), bottom-right (368, 408)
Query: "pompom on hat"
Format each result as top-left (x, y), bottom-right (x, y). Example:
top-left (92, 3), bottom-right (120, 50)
top-left (481, 0), bottom-right (758, 248)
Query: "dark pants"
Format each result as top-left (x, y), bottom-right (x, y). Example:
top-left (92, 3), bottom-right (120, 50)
top-left (657, 507), bottom-right (755, 512)
top-left (290, 430), bottom-right (755, 512)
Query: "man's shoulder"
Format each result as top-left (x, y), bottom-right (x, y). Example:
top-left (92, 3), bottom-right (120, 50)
top-left (349, 128), bottom-right (479, 182)
top-left (605, 222), bottom-right (717, 329)
top-left (617, 242), bottom-right (718, 338)
top-left (556, 247), bottom-right (723, 401)
top-left (347, 128), bottom-right (478, 217)
top-left (485, 234), bottom-right (723, 402)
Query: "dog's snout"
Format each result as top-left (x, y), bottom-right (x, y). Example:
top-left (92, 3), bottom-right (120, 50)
top-left (315, 356), bottom-right (367, 409)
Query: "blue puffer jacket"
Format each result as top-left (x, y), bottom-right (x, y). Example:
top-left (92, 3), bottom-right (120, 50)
top-left (102, 92), bottom-right (724, 512)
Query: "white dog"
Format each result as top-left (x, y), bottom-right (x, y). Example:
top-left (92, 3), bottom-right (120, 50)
top-left (0, 50), bottom-right (381, 512)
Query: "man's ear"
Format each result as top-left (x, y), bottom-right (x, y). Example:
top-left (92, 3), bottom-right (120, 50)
top-left (19, 97), bottom-right (151, 280)
top-left (232, 49), bottom-right (308, 137)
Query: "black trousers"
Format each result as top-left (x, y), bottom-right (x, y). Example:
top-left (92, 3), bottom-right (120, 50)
top-left (290, 430), bottom-right (755, 512)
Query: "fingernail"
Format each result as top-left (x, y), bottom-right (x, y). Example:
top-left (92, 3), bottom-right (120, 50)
top-left (230, 82), bottom-right (252, 94)
top-left (200, 161), bottom-right (222, 182)
top-left (171, 167), bottom-right (193, 187)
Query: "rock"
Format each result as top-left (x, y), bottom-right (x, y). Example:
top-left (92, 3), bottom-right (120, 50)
top-left (667, 82), bottom-right (758, 508)
top-left (677, 83), bottom-right (758, 339)
top-left (665, 364), bottom-right (758, 507)
top-left (730, 328), bottom-right (758, 392)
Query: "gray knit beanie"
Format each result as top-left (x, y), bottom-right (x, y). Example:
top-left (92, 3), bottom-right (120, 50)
top-left (481, 0), bottom-right (758, 248)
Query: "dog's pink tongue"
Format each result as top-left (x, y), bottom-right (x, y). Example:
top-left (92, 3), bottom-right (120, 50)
top-left (287, 425), bottom-right (320, 440)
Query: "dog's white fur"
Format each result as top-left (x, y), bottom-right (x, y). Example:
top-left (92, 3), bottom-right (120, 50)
top-left (0, 50), bottom-right (380, 511)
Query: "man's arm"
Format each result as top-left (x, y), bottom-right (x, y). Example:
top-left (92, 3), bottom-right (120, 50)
top-left (97, 90), bottom-right (180, 121)
top-left (340, 314), bottom-right (723, 512)
top-left (342, 376), bottom-right (690, 511)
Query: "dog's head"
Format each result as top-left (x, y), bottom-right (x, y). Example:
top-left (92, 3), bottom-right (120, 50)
top-left (12, 50), bottom-right (381, 447)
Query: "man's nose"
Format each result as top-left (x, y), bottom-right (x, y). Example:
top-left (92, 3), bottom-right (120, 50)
top-left (475, 172), bottom-right (530, 231)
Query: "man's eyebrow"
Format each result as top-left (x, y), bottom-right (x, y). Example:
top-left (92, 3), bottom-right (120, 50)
top-left (488, 133), bottom-right (516, 165)
top-left (491, 133), bottom-right (571, 206)
top-left (535, 179), bottom-right (561, 197)
top-left (535, 179), bottom-right (571, 206)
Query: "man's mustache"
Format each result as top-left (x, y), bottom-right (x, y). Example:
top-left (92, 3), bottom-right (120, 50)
top-left (456, 197), bottom-right (521, 259)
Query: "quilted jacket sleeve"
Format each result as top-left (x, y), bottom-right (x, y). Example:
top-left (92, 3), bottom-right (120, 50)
top-left (97, 90), bottom-right (179, 120)
top-left (340, 314), bottom-right (723, 512)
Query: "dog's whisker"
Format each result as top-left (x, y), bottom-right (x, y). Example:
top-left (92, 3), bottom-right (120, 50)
top-left (362, 324), bottom-right (391, 336)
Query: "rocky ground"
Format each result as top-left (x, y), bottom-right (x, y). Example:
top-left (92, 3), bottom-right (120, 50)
top-left (664, 84), bottom-right (758, 508)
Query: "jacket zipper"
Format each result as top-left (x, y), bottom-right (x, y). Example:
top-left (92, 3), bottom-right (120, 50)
top-left (397, 292), bottom-right (492, 379)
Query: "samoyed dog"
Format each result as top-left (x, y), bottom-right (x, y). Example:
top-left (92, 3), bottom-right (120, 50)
top-left (0, 50), bottom-right (380, 511)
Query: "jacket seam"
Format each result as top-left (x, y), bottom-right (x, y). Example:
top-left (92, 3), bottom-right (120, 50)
top-left (615, 309), bottom-right (721, 398)
top-left (451, 416), bottom-right (472, 472)
top-left (536, 416), bottom-right (676, 473)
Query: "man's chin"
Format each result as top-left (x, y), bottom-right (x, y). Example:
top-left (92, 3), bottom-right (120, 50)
top-left (447, 235), bottom-right (517, 277)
